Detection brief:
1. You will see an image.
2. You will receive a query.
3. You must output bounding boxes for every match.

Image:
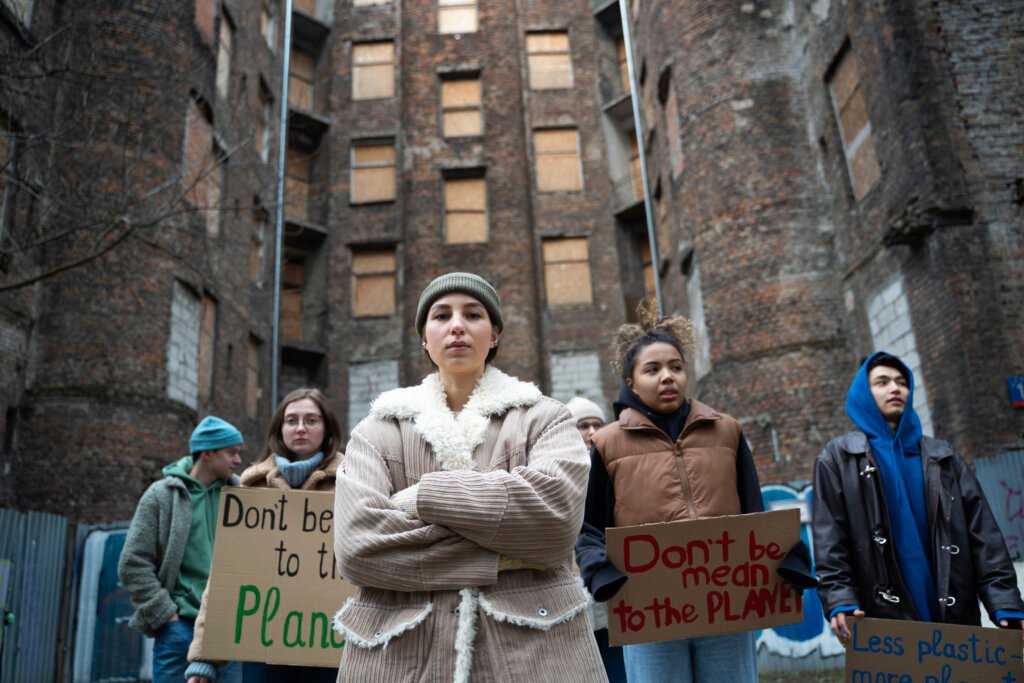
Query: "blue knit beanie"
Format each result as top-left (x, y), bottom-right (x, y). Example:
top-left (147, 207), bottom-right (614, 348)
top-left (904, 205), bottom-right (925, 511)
top-left (190, 416), bottom-right (243, 454)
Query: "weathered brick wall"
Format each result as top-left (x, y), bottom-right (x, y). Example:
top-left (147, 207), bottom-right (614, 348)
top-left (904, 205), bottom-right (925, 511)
top-left (796, 0), bottom-right (1024, 460)
top-left (632, 0), bottom-right (852, 483)
top-left (323, 0), bottom-right (627, 435)
top-left (3, 0), bottom-right (1020, 522)
top-left (2, 1), bottom-right (280, 521)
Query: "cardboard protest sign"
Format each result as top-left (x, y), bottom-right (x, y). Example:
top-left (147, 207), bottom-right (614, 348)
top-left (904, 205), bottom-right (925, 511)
top-left (605, 509), bottom-right (803, 645)
top-left (197, 487), bottom-right (358, 667)
top-left (845, 617), bottom-right (1023, 683)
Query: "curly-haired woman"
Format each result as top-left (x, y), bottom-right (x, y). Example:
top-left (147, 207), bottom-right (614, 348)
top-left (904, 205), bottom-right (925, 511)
top-left (575, 301), bottom-right (764, 683)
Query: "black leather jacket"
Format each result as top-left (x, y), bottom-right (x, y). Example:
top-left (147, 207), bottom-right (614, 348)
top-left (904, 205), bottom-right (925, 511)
top-left (813, 431), bottom-right (1023, 624)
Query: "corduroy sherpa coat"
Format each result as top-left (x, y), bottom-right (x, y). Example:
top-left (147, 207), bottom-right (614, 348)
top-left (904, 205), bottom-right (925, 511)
top-left (333, 367), bottom-right (607, 683)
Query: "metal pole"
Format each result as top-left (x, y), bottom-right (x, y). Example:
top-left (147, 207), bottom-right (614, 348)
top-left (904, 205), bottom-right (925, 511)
top-left (618, 0), bottom-right (664, 316)
top-left (271, 0), bottom-right (293, 410)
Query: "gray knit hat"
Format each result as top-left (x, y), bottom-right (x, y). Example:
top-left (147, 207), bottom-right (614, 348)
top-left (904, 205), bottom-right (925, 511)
top-left (415, 272), bottom-right (503, 336)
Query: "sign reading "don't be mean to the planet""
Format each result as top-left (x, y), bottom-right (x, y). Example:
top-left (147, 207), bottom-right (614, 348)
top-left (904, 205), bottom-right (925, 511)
top-left (605, 509), bottom-right (804, 646)
top-left (198, 488), bottom-right (357, 667)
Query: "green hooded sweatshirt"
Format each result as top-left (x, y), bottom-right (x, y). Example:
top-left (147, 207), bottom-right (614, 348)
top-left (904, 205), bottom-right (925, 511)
top-left (164, 455), bottom-right (227, 620)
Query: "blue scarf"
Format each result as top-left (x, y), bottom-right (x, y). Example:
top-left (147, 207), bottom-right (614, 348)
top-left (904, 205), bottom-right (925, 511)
top-left (273, 452), bottom-right (324, 488)
top-left (845, 351), bottom-right (935, 621)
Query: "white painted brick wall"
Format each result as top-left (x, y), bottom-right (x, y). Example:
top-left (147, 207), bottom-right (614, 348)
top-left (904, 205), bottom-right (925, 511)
top-left (549, 351), bottom-right (606, 409)
top-left (687, 263), bottom-right (711, 380)
top-left (867, 276), bottom-right (933, 436)
top-left (166, 281), bottom-right (201, 409)
top-left (348, 360), bottom-right (399, 429)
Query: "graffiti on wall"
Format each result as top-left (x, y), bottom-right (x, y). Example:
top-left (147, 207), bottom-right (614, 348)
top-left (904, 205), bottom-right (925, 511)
top-left (755, 484), bottom-right (843, 658)
top-left (973, 451), bottom-right (1024, 561)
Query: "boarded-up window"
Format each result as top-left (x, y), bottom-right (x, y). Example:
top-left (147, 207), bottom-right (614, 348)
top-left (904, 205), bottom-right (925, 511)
top-left (261, 0), bottom-right (276, 49)
top-left (441, 77), bottom-right (482, 137)
top-left (246, 335), bottom-right (262, 420)
top-left (829, 49), bottom-right (880, 201)
top-left (0, 118), bottom-right (12, 241)
top-left (616, 36), bottom-right (630, 95)
top-left (257, 83), bottom-right (272, 163)
top-left (641, 239), bottom-right (655, 300)
top-left (216, 11), bottom-right (234, 99)
top-left (285, 145), bottom-right (312, 219)
top-left (352, 249), bottom-right (396, 317)
top-left (289, 46), bottom-right (315, 111)
top-left (250, 209), bottom-right (267, 286)
top-left (629, 131), bottom-right (642, 200)
top-left (206, 142), bottom-right (225, 238)
top-left (534, 128), bottom-right (582, 192)
top-left (0, 119), bottom-right (10, 172)
top-left (198, 294), bottom-right (217, 402)
top-left (351, 142), bottom-right (396, 204)
top-left (543, 237), bottom-right (592, 305)
top-left (656, 186), bottom-right (669, 259)
top-left (439, 0), bottom-right (477, 34)
top-left (527, 32), bottom-right (572, 90)
top-left (665, 78), bottom-right (683, 178)
top-left (353, 42), bottom-right (395, 101)
top-left (444, 176), bottom-right (487, 243)
top-left (281, 258), bottom-right (305, 342)
top-left (184, 102), bottom-right (213, 206)
top-left (195, 0), bottom-right (216, 46)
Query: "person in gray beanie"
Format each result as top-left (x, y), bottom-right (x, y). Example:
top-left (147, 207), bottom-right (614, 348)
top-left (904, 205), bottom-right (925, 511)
top-left (118, 417), bottom-right (243, 683)
top-left (567, 395), bottom-right (627, 683)
top-left (333, 272), bottom-right (607, 682)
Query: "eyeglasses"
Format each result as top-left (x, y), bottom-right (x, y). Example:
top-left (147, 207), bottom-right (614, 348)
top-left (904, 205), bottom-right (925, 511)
top-left (283, 415), bottom-right (322, 429)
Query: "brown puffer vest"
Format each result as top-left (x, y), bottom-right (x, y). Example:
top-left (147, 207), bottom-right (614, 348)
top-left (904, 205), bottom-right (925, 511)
top-left (593, 398), bottom-right (742, 526)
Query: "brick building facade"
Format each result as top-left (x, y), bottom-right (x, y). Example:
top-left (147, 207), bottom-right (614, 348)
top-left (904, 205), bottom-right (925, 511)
top-left (0, 0), bottom-right (1020, 523)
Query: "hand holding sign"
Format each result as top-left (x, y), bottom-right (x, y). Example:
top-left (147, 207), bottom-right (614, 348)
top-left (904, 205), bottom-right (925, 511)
top-left (605, 509), bottom-right (803, 646)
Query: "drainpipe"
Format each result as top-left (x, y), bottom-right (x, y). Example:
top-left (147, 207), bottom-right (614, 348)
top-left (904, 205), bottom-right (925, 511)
top-left (271, 0), bottom-right (293, 410)
top-left (618, 0), bottom-right (664, 316)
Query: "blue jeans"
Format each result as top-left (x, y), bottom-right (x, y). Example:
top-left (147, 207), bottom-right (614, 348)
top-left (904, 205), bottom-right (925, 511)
top-left (595, 628), bottom-right (628, 683)
top-left (153, 618), bottom-right (241, 683)
top-left (243, 661), bottom-right (338, 683)
top-left (622, 630), bottom-right (757, 683)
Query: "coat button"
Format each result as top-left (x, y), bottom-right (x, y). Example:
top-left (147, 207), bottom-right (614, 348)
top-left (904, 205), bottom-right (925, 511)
top-left (537, 608), bottom-right (548, 617)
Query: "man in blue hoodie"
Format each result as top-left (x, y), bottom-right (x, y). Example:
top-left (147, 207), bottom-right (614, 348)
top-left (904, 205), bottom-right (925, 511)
top-left (813, 352), bottom-right (1024, 645)
top-left (118, 416), bottom-right (244, 683)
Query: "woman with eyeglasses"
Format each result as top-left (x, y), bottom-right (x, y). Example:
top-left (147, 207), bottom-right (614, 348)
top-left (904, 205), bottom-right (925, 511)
top-left (184, 388), bottom-right (344, 683)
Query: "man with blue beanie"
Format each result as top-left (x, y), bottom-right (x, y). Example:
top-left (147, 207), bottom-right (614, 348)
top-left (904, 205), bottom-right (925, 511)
top-left (119, 417), bottom-right (244, 683)
top-left (813, 352), bottom-right (1024, 645)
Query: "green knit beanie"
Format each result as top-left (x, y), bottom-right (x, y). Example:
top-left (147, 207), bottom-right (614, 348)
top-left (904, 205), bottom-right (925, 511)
top-left (415, 272), bottom-right (503, 336)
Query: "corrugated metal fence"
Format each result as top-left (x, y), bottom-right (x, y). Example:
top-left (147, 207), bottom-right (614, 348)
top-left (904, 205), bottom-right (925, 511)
top-left (0, 508), bottom-right (68, 683)
top-left (67, 525), bottom-right (148, 682)
top-left (973, 450), bottom-right (1024, 560)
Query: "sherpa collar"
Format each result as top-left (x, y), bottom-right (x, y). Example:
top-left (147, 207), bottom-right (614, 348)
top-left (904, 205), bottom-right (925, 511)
top-left (370, 366), bottom-right (541, 472)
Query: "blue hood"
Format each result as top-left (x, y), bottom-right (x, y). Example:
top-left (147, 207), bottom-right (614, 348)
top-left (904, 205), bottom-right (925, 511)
top-left (845, 352), bottom-right (922, 448)
top-left (845, 351), bottom-right (934, 621)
